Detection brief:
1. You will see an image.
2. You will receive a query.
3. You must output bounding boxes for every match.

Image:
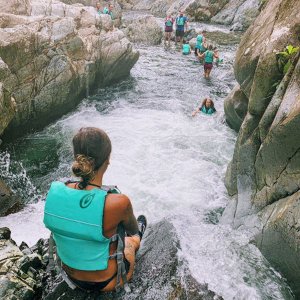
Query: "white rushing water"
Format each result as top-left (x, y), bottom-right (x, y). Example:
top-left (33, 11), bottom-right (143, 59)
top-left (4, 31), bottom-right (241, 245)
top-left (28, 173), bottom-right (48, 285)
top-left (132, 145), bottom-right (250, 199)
top-left (0, 42), bottom-right (293, 299)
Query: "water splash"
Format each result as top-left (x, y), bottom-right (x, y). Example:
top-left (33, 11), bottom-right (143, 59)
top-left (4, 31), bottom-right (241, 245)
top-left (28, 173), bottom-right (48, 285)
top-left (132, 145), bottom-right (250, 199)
top-left (0, 151), bottom-right (42, 203)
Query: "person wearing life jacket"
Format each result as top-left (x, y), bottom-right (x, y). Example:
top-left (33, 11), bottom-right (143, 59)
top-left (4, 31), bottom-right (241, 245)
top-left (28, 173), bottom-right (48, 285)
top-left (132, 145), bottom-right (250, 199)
top-left (96, 2), bottom-right (102, 15)
top-left (192, 98), bottom-right (216, 116)
top-left (164, 14), bottom-right (174, 47)
top-left (44, 127), bottom-right (147, 293)
top-left (195, 31), bottom-right (207, 56)
top-left (198, 44), bottom-right (219, 78)
top-left (175, 10), bottom-right (188, 48)
top-left (182, 40), bottom-right (191, 55)
top-left (103, 3), bottom-right (114, 19)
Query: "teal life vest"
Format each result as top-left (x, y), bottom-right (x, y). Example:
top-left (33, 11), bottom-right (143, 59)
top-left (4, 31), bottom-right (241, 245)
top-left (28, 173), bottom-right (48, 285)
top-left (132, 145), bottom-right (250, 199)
top-left (176, 16), bottom-right (185, 26)
top-left (182, 44), bottom-right (190, 54)
top-left (165, 19), bottom-right (173, 27)
top-left (205, 50), bottom-right (214, 63)
top-left (196, 35), bottom-right (203, 49)
top-left (201, 106), bottom-right (215, 115)
top-left (44, 181), bottom-right (115, 271)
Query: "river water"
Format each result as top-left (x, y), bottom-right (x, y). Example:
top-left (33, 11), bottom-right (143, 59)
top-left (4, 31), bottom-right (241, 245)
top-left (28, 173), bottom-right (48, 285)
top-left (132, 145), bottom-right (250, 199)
top-left (0, 24), bottom-right (294, 299)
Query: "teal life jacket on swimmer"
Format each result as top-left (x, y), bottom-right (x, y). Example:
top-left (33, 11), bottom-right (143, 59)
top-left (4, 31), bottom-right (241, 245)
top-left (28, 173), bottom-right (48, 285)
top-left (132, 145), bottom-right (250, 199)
top-left (204, 50), bottom-right (214, 63)
top-left (44, 181), bottom-right (130, 292)
top-left (201, 106), bottom-right (216, 115)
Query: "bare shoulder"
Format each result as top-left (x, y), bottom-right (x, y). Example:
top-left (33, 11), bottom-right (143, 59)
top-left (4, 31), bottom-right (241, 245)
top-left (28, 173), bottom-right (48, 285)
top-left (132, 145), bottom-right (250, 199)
top-left (106, 193), bottom-right (131, 210)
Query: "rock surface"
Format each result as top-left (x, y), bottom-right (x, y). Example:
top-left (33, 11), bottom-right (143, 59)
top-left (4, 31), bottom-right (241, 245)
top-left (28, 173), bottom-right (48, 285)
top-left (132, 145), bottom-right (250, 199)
top-left (0, 0), bottom-right (138, 139)
top-left (211, 0), bottom-right (260, 31)
top-left (121, 14), bottom-right (163, 45)
top-left (223, 0), bottom-right (300, 296)
top-left (0, 221), bottom-right (221, 300)
top-left (0, 179), bottom-right (23, 217)
top-left (120, 0), bottom-right (259, 30)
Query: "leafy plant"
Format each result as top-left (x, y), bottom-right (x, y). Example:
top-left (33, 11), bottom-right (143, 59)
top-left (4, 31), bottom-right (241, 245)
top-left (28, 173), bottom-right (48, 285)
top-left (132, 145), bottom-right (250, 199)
top-left (276, 45), bottom-right (299, 74)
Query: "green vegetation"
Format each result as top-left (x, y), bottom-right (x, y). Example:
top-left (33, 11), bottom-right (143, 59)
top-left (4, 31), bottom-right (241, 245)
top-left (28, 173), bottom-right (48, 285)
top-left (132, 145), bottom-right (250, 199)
top-left (276, 45), bottom-right (299, 75)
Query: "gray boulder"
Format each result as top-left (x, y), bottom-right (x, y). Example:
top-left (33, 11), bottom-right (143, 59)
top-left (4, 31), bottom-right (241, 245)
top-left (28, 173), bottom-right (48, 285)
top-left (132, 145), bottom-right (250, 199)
top-left (121, 14), bottom-right (162, 45)
top-left (223, 0), bottom-right (300, 296)
top-left (211, 0), bottom-right (260, 31)
top-left (0, 0), bottom-right (139, 139)
top-left (0, 179), bottom-right (23, 217)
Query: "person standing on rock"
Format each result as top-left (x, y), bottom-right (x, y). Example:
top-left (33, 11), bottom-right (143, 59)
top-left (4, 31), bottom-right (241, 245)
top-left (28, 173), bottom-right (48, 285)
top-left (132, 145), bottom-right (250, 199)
top-left (164, 14), bottom-right (174, 47)
top-left (198, 45), bottom-right (218, 78)
top-left (175, 10), bottom-right (188, 48)
top-left (96, 2), bottom-right (102, 15)
top-left (192, 98), bottom-right (216, 116)
top-left (44, 127), bottom-right (147, 293)
top-left (103, 3), bottom-right (114, 19)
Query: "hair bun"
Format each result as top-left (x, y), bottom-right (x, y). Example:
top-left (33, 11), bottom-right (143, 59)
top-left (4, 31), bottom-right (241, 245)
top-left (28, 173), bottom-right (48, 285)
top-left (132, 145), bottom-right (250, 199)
top-left (72, 155), bottom-right (94, 178)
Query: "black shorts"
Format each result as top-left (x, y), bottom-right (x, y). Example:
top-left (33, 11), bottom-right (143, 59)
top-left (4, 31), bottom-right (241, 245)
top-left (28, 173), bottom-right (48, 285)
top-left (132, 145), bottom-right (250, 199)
top-left (175, 30), bottom-right (184, 37)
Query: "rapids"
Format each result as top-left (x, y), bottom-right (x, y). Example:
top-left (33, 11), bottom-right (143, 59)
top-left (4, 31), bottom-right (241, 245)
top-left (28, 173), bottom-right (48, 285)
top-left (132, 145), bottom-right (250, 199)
top-left (0, 25), bottom-right (294, 299)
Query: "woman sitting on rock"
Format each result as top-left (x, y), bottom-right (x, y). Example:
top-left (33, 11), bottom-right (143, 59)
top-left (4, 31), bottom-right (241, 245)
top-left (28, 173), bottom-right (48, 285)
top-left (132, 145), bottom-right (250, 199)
top-left (192, 98), bottom-right (216, 116)
top-left (44, 127), bottom-right (147, 292)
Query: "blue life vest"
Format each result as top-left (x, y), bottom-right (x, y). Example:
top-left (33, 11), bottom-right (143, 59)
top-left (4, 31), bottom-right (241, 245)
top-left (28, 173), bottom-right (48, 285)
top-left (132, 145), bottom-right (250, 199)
top-left (201, 106), bottom-right (216, 115)
top-left (176, 16), bottom-right (185, 26)
top-left (182, 44), bottom-right (191, 54)
top-left (165, 18), bottom-right (173, 27)
top-left (44, 181), bottom-right (113, 271)
top-left (196, 35), bottom-right (203, 49)
top-left (205, 50), bottom-right (214, 63)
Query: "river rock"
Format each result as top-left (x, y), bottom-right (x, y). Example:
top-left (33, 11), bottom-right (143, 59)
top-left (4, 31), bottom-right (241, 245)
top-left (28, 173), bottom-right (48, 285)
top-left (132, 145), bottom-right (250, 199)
top-left (0, 221), bottom-right (221, 299)
top-left (0, 0), bottom-right (138, 139)
top-left (211, 0), bottom-right (260, 31)
top-left (224, 84), bottom-right (248, 131)
top-left (223, 0), bottom-right (300, 296)
top-left (121, 14), bottom-right (162, 45)
top-left (0, 179), bottom-right (23, 217)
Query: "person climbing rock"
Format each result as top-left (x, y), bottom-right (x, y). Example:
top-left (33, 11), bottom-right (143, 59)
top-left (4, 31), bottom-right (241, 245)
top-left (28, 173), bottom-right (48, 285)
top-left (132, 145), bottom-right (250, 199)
top-left (195, 31), bottom-right (207, 56)
top-left (164, 14), bottom-right (174, 47)
top-left (198, 45), bottom-right (219, 78)
top-left (175, 10), bottom-right (188, 48)
top-left (96, 2), bottom-right (102, 15)
top-left (192, 98), bottom-right (216, 116)
top-left (103, 3), bottom-right (114, 19)
top-left (182, 40), bottom-right (191, 55)
top-left (44, 127), bottom-right (147, 293)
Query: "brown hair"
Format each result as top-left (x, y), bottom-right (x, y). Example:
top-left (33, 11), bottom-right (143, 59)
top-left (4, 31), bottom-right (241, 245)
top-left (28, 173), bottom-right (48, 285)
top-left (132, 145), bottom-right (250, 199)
top-left (72, 127), bottom-right (112, 189)
top-left (201, 98), bottom-right (215, 109)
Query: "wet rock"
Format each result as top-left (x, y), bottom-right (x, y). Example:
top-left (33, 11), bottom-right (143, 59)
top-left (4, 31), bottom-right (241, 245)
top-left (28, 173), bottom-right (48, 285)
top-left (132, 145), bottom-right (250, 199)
top-left (0, 0), bottom-right (139, 140)
top-left (0, 179), bottom-right (23, 216)
top-left (43, 220), bottom-right (221, 299)
top-left (223, 0), bottom-right (300, 296)
top-left (224, 84), bottom-right (248, 131)
top-left (0, 221), bottom-right (222, 299)
top-left (121, 14), bottom-right (162, 45)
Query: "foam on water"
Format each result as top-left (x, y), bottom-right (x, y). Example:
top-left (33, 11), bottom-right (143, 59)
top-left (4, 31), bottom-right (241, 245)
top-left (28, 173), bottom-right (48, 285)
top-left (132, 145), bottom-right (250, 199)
top-left (0, 43), bottom-right (293, 299)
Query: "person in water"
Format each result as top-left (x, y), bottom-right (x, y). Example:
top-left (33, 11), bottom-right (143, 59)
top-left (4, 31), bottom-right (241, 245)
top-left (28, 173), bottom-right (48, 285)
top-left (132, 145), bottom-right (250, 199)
top-left (195, 31), bottom-right (207, 56)
top-left (175, 10), bottom-right (188, 48)
top-left (192, 98), bottom-right (216, 116)
top-left (164, 14), bottom-right (174, 47)
top-left (182, 40), bottom-right (191, 55)
top-left (44, 127), bottom-right (147, 292)
top-left (198, 44), bottom-right (219, 78)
